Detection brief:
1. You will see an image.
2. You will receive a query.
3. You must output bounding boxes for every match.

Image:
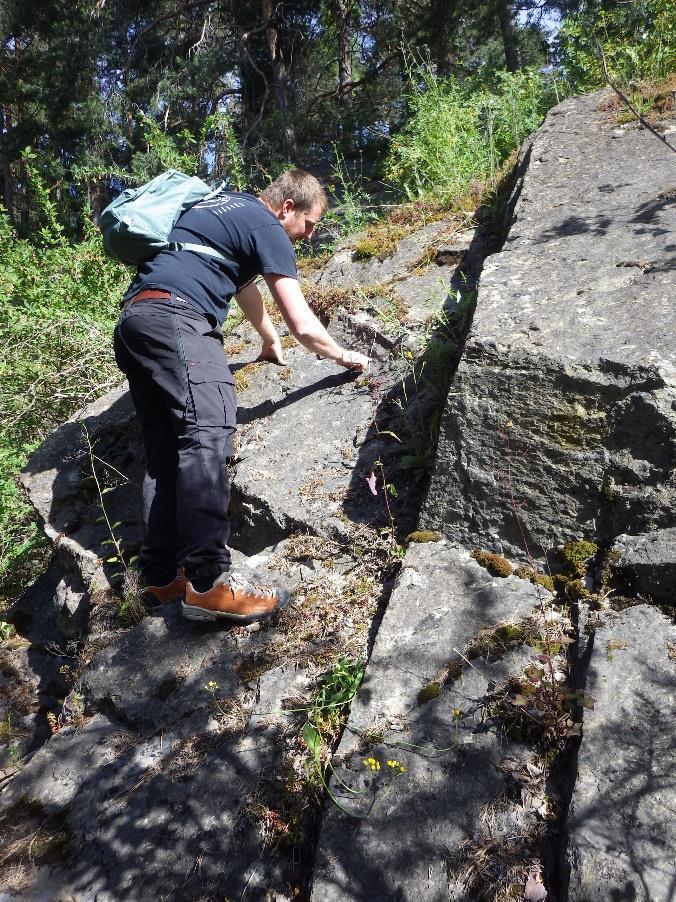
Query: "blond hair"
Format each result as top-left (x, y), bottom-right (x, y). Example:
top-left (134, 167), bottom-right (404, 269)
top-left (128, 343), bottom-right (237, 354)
top-left (259, 168), bottom-right (328, 214)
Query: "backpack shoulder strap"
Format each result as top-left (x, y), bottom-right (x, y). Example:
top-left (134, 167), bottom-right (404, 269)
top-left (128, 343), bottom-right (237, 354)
top-left (169, 182), bottom-right (234, 265)
top-left (168, 242), bottom-right (238, 267)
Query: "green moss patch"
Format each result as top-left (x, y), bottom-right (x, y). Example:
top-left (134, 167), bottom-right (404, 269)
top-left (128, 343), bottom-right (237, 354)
top-left (353, 224), bottom-right (408, 261)
top-left (465, 620), bottom-right (536, 663)
top-left (548, 397), bottom-right (608, 450)
top-left (417, 681), bottom-right (442, 704)
top-left (407, 530), bottom-right (441, 544)
top-left (514, 565), bottom-right (555, 594)
top-left (471, 550), bottom-right (513, 577)
top-left (417, 660), bottom-right (463, 705)
top-left (560, 540), bottom-right (598, 577)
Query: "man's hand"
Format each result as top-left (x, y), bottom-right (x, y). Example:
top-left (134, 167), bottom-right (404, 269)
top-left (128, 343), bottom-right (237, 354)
top-left (256, 335), bottom-right (287, 365)
top-left (337, 349), bottom-right (370, 373)
top-left (264, 275), bottom-right (371, 373)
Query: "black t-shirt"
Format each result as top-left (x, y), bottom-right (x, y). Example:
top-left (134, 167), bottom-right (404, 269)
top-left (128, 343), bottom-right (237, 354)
top-left (124, 192), bottom-right (297, 324)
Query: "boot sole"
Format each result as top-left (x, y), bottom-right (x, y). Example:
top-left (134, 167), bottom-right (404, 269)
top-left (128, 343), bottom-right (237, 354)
top-left (180, 590), bottom-right (290, 624)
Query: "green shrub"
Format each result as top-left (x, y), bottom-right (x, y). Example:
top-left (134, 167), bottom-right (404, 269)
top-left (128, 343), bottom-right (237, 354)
top-left (385, 67), bottom-right (558, 200)
top-left (0, 189), bottom-right (128, 604)
top-left (559, 0), bottom-right (676, 90)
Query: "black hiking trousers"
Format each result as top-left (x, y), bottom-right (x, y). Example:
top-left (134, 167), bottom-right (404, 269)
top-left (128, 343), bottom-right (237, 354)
top-left (113, 296), bottom-right (236, 587)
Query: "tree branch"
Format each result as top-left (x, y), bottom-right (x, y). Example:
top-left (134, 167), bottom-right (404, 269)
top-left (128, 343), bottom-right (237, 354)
top-left (597, 41), bottom-right (676, 155)
top-left (127, 0), bottom-right (220, 67)
top-left (304, 51), bottom-right (400, 116)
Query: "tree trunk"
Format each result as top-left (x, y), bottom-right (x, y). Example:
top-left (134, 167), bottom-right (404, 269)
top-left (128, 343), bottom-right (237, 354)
top-left (335, 0), bottom-right (353, 108)
top-left (239, 36), bottom-right (263, 147)
top-left (497, 0), bottom-right (522, 72)
top-left (260, 0), bottom-right (299, 162)
top-left (432, 0), bottom-right (457, 78)
top-left (0, 107), bottom-right (14, 220)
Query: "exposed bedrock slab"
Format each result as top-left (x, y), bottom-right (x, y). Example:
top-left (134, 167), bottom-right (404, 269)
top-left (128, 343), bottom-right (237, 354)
top-left (422, 90), bottom-right (676, 559)
top-left (311, 540), bottom-right (548, 901)
top-left (227, 317), bottom-right (385, 550)
top-left (610, 528), bottom-right (676, 605)
top-left (19, 386), bottom-right (141, 595)
top-left (312, 217), bottom-right (469, 291)
top-left (566, 604), bottom-right (676, 901)
top-left (227, 308), bottom-right (453, 550)
top-left (16, 273), bottom-right (455, 612)
top-left (0, 545), bottom-right (351, 900)
top-left (423, 343), bottom-right (676, 559)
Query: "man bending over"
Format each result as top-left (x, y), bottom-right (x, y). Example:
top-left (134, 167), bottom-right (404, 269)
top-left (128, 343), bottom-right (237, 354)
top-left (114, 169), bottom-right (368, 624)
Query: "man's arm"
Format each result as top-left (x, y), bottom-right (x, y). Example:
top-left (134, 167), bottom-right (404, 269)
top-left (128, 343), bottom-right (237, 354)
top-left (263, 274), bottom-right (369, 372)
top-left (234, 280), bottom-right (287, 364)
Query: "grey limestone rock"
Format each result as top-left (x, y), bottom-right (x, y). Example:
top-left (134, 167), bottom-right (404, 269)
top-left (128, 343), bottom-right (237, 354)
top-left (2, 206), bottom-right (477, 897)
top-left (610, 528), bottom-right (676, 605)
top-left (0, 544), bottom-right (350, 900)
top-left (312, 218), bottom-right (465, 290)
top-left (422, 90), bottom-right (676, 560)
top-left (311, 540), bottom-right (549, 901)
top-left (227, 321), bottom-right (379, 549)
top-left (566, 604), bottom-right (676, 901)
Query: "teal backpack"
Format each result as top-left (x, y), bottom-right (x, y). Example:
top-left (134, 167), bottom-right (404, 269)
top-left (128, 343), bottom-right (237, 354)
top-left (100, 169), bottom-right (232, 266)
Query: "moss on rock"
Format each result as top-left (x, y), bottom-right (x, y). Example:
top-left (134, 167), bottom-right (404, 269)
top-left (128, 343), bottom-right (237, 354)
top-left (417, 681), bottom-right (442, 704)
top-left (514, 565), bottom-right (555, 594)
top-left (407, 530), bottom-right (441, 543)
top-left (561, 540), bottom-right (598, 577)
top-left (471, 550), bottom-right (513, 577)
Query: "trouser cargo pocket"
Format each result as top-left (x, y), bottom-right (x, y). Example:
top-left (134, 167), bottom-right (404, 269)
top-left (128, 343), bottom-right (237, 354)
top-left (186, 360), bottom-right (237, 428)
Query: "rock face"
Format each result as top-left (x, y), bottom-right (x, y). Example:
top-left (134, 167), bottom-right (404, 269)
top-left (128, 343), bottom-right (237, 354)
top-left (422, 90), bottom-right (676, 559)
top-left (0, 545), bottom-right (372, 900)
top-left (610, 528), bottom-right (676, 604)
top-left (311, 541), bottom-right (550, 901)
top-left (566, 604), bottom-right (676, 901)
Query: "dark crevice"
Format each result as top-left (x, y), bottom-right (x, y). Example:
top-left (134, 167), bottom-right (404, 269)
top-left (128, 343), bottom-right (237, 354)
top-left (546, 600), bottom-right (597, 901)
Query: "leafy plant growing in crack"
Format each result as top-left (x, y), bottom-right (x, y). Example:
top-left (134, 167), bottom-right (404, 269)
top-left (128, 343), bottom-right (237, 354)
top-left (81, 424), bottom-right (144, 625)
top-left (295, 657), bottom-right (385, 818)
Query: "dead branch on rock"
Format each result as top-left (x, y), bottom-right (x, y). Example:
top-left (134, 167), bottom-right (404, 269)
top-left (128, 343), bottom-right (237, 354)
top-left (597, 42), bottom-right (676, 155)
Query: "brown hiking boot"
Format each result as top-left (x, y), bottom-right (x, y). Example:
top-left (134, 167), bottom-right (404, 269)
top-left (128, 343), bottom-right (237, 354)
top-left (142, 568), bottom-right (187, 605)
top-left (182, 571), bottom-right (290, 623)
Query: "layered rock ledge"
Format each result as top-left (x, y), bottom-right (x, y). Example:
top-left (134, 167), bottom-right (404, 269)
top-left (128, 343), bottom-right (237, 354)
top-left (422, 90), bottom-right (676, 560)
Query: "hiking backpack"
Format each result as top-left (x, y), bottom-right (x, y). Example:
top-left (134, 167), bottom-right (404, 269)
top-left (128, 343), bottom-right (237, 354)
top-left (100, 169), bottom-right (231, 266)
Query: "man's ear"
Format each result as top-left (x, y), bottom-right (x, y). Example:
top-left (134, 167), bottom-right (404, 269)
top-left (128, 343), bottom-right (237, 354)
top-left (280, 198), bottom-right (295, 216)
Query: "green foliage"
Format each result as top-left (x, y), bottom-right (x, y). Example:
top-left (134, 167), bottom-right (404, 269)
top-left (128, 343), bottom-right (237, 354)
top-left (0, 445), bottom-right (48, 605)
top-left (308, 657), bottom-right (365, 734)
top-left (386, 67), bottom-right (559, 200)
top-left (323, 147), bottom-right (376, 241)
top-left (130, 113), bottom-right (202, 183)
top-left (128, 110), bottom-right (247, 190)
top-left (206, 113), bottom-right (247, 192)
top-left (0, 169), bottom-right (128, 604)
top-left (559, 0), bottom-right (676, 90)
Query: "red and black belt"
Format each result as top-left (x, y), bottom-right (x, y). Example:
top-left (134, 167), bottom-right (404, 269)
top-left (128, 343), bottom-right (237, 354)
top-left (126, 289), bottom-right (172, 304)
